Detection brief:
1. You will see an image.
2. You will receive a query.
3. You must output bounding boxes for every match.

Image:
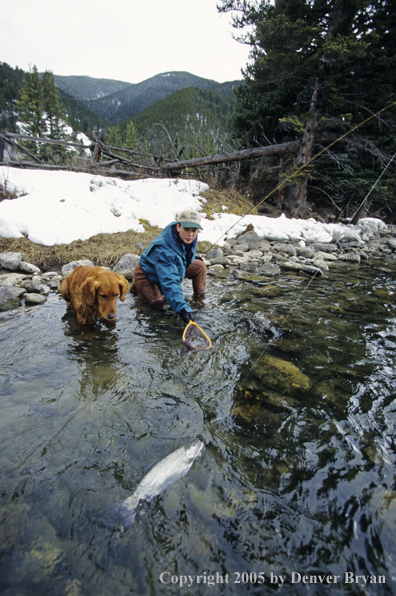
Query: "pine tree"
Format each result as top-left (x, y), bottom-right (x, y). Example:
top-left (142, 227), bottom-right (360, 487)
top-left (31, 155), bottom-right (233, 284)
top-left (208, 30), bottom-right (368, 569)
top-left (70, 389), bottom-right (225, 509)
top-left (218, 0), bottom-right (396, 217)
top-left (41, 70), bottom-right (68, 161)
top-left (125, 121), bottom-right (139, 151)
top-left (17, 65), bottom-right (44, 153)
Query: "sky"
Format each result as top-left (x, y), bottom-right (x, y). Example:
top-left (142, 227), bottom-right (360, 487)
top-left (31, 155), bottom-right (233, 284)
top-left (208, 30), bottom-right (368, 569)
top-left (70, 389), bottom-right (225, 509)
top-left (1, 0), bottom-right (251, 84)
top-left (0, 166), bottom-right (385, 247)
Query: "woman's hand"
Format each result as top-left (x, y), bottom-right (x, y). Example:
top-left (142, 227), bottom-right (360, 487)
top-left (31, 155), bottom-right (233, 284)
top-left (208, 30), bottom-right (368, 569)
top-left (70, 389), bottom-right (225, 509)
top-left (180, 309), bottom-right (195, 324)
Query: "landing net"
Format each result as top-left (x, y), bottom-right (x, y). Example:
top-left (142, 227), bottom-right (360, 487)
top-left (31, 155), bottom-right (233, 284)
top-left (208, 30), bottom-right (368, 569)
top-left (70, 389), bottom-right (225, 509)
top-left (182, 321), bottom-right (212, 351)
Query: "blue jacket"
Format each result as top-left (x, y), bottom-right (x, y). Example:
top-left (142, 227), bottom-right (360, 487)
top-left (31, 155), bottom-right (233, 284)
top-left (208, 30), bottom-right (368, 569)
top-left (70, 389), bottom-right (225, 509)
top-left (139, 222), bottom-right (196, 314)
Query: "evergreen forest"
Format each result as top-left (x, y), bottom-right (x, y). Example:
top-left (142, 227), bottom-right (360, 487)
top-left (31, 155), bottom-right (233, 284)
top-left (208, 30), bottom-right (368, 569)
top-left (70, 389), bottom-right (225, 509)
top-left (1, 0), bottom-right (396, 222)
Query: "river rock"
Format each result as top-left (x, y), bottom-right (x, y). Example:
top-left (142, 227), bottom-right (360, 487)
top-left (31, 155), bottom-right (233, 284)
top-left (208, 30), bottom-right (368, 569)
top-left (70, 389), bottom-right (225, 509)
top-left (312, 257), bottom-right (330, 272)
top-left (206, 247), bottom-right (223, 260)
top-left (0, 251), bottom-right (22, 271)
top-left (233, 243), bottom-right (249, 253)
top-left (41, 272), bottom-right (62, 281)
top-left (252, 355), bottom-right (312, 399)
top-left (315, 251), bottom-right (338, 261)
top-left (313, 243), bottom-right (338, 253)
top-left (209, 257), bottom-right (232, 266)
top-left (296, 246), bottom-right (315, 258)
top-left (246, 250), bottom-right (263, 259)
top-left (23, 279), bottom-right (50, 294)
top-left (112, 253), bottom-right (140, 279)
top-left (261, 263), bottom-right (281, 276)
top-left (209, 264), bottom-right (224, 272)
top-left (240, 261), bottom-right (259, 272)
top-left (281, 261), bottom-right (324, 276)
top-left (338, 253), bottom-right (361, 263)
top-left (19, 261), bottom-right (41, 274)
top-left (23, 292), bottom-right (47, 305)
top-left (271, 243), bottom-right (297, 257)
top-left (0, 285), bottom-right (25, 311)
top-left (235, 231), bottom-right (260, 250)
top-left (258, 239), bottom-right (272, 252)
top-left (387, 238), bottom-right (396, 251)
top-left (230, 256), bottom-right (251, 265)
top-left (62, 260), bottom-right (94, 277)
top-left (0, 273), bottom-right (30, 287)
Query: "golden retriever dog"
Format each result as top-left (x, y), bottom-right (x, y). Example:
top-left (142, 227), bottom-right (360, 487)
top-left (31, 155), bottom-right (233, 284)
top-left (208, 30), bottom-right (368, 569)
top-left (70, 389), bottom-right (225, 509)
top-left (60, 266), bottom-right (130, 326)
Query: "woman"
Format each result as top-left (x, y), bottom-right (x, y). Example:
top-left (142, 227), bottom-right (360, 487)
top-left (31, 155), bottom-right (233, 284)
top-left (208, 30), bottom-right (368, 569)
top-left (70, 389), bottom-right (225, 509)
top-left (131, 209), bottom-right (206, 323)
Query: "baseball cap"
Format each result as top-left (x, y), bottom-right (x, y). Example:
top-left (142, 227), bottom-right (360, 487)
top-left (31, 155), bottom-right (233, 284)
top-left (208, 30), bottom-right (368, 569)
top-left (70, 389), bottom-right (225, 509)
top-left (177, 209), bottom-right (203, 230)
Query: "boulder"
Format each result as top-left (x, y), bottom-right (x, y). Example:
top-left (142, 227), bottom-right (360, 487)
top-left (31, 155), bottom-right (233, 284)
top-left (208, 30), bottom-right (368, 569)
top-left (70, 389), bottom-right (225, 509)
top-left (62, 260), bottom-right (94, 277)
top-left (113, 253), bottom-right (140, 279)
top-left (0, 251), bottom-right (22, 271)
top-left (0, 285), bottom-right (25, 311)
top-left (252, 355), bottom-right (312, 399)
top-left (235, 231), bottom-right (260, 250)
top-left (206, 247), bottom-right (223, 260)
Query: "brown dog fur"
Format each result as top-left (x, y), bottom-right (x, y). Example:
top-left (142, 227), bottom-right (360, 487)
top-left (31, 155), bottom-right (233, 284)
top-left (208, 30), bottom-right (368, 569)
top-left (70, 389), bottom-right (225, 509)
top-left (60, 266), bottom-right (130, 326)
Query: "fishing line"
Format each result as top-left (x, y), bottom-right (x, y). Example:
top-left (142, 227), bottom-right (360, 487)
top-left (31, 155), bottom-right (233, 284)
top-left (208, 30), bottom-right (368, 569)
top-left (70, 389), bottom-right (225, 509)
top-left (204, 100), bottom-right (396, 256)
top-left (202, 102), bottom-right (396, 412)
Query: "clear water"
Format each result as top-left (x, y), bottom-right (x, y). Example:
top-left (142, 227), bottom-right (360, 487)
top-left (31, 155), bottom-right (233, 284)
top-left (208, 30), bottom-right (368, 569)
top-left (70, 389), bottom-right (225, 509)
top-left (0, 258), bottom-right (395, 595)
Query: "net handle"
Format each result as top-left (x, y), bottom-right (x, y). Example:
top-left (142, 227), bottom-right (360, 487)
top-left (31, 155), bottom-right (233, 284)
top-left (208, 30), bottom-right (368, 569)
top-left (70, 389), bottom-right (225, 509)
top-left (182, 320), bottom-right (212, 350)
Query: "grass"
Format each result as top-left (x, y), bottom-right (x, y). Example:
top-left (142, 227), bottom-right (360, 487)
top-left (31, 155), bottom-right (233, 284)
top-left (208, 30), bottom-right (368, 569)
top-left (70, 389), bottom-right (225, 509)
top-left (0, 181), bottom-right (255, 271)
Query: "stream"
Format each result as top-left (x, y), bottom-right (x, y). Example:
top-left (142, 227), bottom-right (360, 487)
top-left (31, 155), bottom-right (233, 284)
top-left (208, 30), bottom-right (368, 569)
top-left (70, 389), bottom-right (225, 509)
top-left (0, 257), bottom-right (396, 595)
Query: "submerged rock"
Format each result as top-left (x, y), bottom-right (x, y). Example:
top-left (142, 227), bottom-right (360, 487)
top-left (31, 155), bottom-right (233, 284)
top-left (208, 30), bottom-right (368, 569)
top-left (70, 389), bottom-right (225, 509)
top-left (252, 355), bottom-right (312, 398)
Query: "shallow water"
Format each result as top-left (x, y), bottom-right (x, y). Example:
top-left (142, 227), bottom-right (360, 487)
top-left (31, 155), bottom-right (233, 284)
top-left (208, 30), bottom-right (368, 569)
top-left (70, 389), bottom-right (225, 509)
top-left (0, 258), bottom-right (396, 595)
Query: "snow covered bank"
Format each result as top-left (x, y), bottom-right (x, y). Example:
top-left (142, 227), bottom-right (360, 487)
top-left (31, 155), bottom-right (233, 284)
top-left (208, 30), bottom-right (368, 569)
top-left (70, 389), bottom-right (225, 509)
top-left (0, 167), bottom-right (387, 247)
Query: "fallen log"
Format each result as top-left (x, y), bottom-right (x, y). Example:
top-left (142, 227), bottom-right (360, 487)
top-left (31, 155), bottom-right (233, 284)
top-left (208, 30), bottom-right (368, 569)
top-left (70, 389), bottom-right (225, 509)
top-left (160, 140), bottom-right (300, 171)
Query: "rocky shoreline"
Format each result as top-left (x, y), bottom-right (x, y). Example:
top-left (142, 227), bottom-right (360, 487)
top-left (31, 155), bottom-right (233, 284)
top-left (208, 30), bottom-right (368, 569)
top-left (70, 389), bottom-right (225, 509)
top-left (1, 223), bottom-right (396, 313)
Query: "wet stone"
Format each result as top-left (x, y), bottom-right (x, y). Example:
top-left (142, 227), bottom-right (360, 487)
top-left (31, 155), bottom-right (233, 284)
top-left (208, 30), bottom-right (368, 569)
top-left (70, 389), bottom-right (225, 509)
top-left (252, 355), bottom-right (312, 399)
top-left (0, 285), bottom-right (25, 311)
top-left (260, 263), bottom-right (281, 276)
top-left (23, 293), bottom-right (47, 305)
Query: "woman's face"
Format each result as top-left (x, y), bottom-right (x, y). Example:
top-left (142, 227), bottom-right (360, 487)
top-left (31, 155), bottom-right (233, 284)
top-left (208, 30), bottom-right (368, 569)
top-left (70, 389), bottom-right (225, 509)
top-left (177, 224), bottom-right (199, 244)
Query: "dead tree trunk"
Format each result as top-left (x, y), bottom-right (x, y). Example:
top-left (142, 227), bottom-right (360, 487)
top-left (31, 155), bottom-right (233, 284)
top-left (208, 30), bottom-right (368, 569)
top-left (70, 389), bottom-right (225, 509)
top-left (283, 78), bottom-right (321, 216)
top-left (160, 140), bottom-right (300, 171)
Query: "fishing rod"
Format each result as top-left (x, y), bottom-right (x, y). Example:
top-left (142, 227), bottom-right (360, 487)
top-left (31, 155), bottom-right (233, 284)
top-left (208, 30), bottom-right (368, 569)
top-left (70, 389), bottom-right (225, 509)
top-left (204, 100), bottom-right (396, 256)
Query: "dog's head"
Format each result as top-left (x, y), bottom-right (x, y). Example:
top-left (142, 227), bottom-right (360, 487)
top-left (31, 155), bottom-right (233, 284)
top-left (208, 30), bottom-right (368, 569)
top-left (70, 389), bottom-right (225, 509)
top-left (81, 270), bottom-right (130, 323)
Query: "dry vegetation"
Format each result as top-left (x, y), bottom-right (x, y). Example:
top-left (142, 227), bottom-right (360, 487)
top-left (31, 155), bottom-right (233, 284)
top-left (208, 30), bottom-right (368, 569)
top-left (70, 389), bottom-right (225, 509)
top-left (0, 179), bottom-right (255, 271)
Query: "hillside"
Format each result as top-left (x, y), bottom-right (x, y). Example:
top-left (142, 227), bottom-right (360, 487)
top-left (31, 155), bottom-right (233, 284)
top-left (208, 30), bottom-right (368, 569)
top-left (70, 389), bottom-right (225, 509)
top-left (56, 71), bottom-right (241, 124)
top-left (119, 86), bottom-right (236, 157)
top-left (0, 62), bottom-right (110, 135)
top-left (53, 75), bottom-right (131, 101)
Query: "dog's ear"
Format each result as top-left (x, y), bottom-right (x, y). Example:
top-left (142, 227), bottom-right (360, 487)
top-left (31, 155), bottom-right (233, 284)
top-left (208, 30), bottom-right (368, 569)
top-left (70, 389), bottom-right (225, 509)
top-left (81, 277), bottom-right (101, 305)
top-left (116, 274), bottom-right (130, 301)
top-left (59, 277), bottom-right (71, 302)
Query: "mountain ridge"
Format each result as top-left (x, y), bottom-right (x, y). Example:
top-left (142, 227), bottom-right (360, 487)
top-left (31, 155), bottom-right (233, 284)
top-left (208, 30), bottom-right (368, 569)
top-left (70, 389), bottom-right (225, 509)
top-left (54, 71), bottom-right (241, 125)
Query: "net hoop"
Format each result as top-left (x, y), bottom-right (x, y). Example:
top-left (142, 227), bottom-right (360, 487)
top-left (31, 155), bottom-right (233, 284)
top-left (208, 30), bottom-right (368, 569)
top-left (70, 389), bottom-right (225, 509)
top-left (182, 321), bottom-right (212, 350)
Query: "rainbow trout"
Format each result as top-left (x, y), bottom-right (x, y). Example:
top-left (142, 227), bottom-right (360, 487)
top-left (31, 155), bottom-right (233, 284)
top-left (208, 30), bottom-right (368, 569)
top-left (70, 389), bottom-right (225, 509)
top-left (120, 440), bottom-right (204, 525)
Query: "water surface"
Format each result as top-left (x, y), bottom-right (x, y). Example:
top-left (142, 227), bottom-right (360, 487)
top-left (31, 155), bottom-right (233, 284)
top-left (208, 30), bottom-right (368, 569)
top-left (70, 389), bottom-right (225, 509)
top-left (0, 258), bottom-right (395, 595)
